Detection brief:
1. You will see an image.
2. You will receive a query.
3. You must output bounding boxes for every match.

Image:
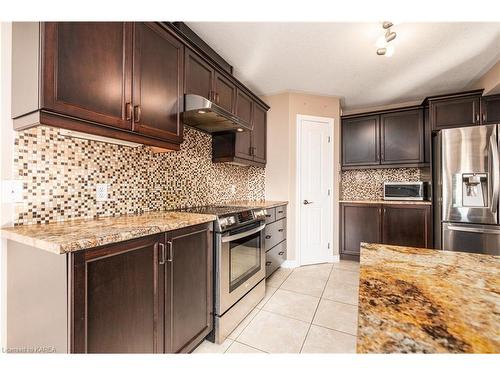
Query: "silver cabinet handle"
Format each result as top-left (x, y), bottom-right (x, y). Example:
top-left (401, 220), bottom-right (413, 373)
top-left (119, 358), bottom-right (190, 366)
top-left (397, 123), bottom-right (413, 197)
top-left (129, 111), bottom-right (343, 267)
top-left (266, 261), bottom-right (272, 266)
top-left (303, 200), bottom-right (313, 205)
top-left (166, 241), bottom-right (173, 262)
top-left (159, 243), bottom-right (166, 265)
top-left (278, 251), bottom-right (285, 255)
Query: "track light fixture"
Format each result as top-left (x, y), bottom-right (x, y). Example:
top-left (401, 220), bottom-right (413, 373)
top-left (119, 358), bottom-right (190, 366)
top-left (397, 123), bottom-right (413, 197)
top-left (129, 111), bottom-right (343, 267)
top-left (377, 21), bottom-right (397, 57)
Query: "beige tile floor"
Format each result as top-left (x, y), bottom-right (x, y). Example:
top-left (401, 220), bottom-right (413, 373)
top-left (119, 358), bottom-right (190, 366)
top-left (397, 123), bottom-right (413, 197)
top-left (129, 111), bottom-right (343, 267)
top-left (193, 260), bottom-right (360, 354)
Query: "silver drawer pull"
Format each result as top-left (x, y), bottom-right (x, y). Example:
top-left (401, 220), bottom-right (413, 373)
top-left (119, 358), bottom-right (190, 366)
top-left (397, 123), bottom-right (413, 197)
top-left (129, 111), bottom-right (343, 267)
top-left (278, 229), bottom-right (284, 232)
top-left (278, 251), bottom-right (285, 255)
top-left (278, 210), bottom-right (283, 214)
top-left (266, 261), bottom-right (272, 266)
top-left (265, 235), bottom-right (272, 239)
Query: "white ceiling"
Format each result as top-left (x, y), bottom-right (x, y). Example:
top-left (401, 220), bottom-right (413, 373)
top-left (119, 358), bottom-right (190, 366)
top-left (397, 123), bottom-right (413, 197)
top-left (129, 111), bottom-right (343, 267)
top-left (187, 22), bottom-right (500, 110)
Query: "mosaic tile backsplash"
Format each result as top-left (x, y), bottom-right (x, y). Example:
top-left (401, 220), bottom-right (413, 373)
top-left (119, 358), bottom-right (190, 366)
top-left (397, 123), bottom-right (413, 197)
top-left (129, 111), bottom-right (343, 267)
top-left (13, 126), bottom-right (265, 225)
top-left (341, 168), bottom-right (424, 200)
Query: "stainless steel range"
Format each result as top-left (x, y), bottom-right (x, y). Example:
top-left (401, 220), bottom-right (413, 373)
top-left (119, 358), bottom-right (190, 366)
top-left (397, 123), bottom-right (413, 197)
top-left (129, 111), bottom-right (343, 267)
top-left (181, 205), bottom-right (267, 344)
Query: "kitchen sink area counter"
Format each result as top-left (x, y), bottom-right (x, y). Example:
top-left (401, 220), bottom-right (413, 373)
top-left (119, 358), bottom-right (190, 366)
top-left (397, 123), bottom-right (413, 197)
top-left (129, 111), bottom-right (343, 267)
top-left (1, 211), bottom-right (216, 254)
top-left (357, 242), bottom-right (500, 353)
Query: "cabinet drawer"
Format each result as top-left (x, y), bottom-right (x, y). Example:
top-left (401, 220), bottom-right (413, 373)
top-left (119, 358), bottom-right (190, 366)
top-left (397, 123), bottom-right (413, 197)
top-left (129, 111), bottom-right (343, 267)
top-left (264, 218), bottom-right (286, 251)
top-left (275, 206), bottom-right (286, 220)
top-left (264, 208), bottom-right (276, 224)
top-left (266, 241), bottom-right (286, 277)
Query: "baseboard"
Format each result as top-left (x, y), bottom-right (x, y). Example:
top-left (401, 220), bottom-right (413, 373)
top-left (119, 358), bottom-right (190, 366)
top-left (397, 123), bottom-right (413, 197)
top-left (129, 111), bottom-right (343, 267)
top-left (280, 260), bottom-right (299, 268)
top-left (282, 255), bottom-right (340, 268)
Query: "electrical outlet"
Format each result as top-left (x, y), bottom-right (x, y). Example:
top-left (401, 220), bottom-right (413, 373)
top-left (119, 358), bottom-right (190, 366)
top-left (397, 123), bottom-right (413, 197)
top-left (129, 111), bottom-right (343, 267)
top-left (96, 183), bottom-right (109, 202)
top-left (230, 184), bottom-right (236, 194)
top-left (1, 180), bottom-right (24, 203)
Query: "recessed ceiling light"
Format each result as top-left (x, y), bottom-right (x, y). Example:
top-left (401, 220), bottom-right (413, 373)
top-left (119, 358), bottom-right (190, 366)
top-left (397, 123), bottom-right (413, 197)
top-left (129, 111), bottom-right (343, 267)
top-left (236, 128), bottom-right (244, 132)
top-left (197, 110), bottom-right (207, 114)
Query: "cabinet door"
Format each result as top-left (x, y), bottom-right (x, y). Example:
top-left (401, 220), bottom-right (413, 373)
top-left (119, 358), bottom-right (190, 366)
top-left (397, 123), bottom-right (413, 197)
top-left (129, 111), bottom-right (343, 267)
top-left (165, 223), bottom-right (213, 353)
top-left (184, 48), bottom-right (214, 100)
top-left (234, 90), bottom-right (254, 160)
top-left (214, 72), bottom-right (236, 113)
top-left (252, 103), bottom-right (267, 164)
top-left (430, 95), bottom-right (481, 130)
top-left (380, 109), bottom-right (424, 165)
top-left (132, 23), bottom-right (184, 143)
top-left (481, 95), bottom-right (500, 124)
top-left (71, 235), bottom-right (163, 353)
top-left (340, 204), bottom-right (381, 257)
top-left (382, 205), bottom-right (431, 248)
top-left (42, 22), bottom-right (133, 130)
top-left (342, 116), bottom-right (380, 167)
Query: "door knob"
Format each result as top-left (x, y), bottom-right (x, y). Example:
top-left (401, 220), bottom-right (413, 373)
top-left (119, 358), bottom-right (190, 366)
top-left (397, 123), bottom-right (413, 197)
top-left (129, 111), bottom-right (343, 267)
top-left (303, 200), bottom-right (313, 205)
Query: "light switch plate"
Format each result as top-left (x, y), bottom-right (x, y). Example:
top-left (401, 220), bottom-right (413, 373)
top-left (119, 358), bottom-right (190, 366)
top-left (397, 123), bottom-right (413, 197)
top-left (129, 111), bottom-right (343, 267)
top-left (96, 183), bottom-right (109, 202)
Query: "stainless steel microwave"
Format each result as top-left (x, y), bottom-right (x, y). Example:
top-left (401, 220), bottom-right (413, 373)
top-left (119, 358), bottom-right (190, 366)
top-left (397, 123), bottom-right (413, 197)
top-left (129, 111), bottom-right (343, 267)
top-left (383, 182), bottom-right (427, 201)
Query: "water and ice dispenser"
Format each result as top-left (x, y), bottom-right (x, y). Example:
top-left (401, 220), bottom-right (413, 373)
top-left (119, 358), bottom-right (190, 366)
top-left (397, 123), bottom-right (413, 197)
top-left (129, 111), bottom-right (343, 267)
top-left (461, 173), bottom-right (488, 207)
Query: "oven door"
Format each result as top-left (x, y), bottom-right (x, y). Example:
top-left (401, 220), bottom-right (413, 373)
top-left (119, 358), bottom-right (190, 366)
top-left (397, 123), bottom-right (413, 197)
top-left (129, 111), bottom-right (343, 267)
top-left (217, 221), bottom-right (266, 315)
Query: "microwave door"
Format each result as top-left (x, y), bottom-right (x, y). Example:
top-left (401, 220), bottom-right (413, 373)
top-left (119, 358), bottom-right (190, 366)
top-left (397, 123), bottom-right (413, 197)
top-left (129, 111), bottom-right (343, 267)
top-left (441, 125), bottom-right (498, 225)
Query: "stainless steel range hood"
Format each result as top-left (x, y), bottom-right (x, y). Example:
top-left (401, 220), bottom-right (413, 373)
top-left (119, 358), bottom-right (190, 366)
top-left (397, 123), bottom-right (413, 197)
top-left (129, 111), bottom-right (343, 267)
top-left (182, 94), bottom-right (253, 133)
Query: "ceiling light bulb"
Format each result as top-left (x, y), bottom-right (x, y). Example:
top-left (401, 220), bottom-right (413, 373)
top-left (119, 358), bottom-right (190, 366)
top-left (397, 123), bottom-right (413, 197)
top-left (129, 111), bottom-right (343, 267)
top-left (385, 30), bottom-right (397, 43)
top-left (376, 36), bottom-right (387, 48)
top-left (382, 21), bottom-right (393, 29)
top-left (236, 128), bottom-right (244, 132)
top-left (377, 48), bottom-right (386, 56)
top-left (385, 45), bottom-right (395, 57)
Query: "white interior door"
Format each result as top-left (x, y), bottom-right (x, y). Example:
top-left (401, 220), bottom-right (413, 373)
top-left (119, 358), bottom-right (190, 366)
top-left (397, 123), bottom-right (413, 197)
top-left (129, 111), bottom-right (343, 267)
top-left (298, 115), bottom-right (333, 266)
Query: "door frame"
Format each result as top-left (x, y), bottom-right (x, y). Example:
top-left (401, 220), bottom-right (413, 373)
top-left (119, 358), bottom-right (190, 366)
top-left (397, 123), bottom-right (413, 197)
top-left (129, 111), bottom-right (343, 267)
top-left (295, 114), bottom-right (335, 266)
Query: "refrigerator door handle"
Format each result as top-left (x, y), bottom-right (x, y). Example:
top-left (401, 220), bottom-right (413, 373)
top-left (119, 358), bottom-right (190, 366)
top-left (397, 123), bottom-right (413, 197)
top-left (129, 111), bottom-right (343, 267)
top-left (491, 133), bottom-right (499, 215)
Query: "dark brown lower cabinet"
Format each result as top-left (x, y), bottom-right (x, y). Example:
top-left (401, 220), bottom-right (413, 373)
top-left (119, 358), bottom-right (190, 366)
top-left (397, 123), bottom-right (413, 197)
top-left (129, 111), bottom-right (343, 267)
top-left (165, 224), bottom-right (213, 353)
top-left (382, 205), bottom-right (432, 248)
top-left (340, 204), bottom-right (382, 258)
top-left (340, 203), bottom-right (432, 259)
top-left (71, 223), bottom-right (213, 353)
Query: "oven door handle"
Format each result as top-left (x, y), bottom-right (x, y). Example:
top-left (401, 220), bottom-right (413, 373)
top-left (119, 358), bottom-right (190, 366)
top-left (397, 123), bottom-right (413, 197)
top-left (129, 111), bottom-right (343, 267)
top-left (221, 224), bottom-right (266, 243)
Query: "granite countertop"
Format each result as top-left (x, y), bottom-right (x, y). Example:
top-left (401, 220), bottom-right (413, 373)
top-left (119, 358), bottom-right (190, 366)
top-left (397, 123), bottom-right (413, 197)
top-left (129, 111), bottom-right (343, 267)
top-left (1, 211), bottom-right (216, 255)
top-left (357, 242), bottom-right (500, 353)
top-left (225, 200), bottom-right (288, 209)
top-left (339, 199), bottom-right (432, 205)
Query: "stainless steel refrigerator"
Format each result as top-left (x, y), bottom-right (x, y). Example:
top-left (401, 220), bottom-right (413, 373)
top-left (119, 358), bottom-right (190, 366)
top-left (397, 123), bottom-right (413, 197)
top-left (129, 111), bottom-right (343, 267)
top-left (435, 124), bottom-right (500, 255)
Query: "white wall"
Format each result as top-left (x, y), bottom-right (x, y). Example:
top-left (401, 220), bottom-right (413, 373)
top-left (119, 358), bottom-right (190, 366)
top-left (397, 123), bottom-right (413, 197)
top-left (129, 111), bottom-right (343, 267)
top-left (1, 21), bottom-right (16, 350)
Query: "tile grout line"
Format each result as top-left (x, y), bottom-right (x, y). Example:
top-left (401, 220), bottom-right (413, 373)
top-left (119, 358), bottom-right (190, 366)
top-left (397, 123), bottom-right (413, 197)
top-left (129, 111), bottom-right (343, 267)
top-left (299, 264), bottom-right (335, 353)
top-left (309, 323), bottom-right (358, 338)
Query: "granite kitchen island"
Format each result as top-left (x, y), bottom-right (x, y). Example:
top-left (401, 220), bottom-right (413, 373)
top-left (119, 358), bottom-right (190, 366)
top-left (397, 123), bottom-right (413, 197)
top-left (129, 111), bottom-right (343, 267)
top-left (357, 243), bottom-right (500, 354)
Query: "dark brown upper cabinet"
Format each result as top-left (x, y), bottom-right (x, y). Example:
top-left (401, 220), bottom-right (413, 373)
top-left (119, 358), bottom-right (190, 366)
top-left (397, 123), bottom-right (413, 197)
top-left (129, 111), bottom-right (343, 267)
top-left (381, 205), bottom-right (431, 248)
top-left (42, 22), bottom-right (134, 131)
top-left (380, 109), bottom-right (424, 165)
top-left (164, 223), bottom-right (213, 353)
top-left (132, 23), bottom-right (184, 144)
top-left (481, 94), bottom-right (500, 124)
top-left (184, 48), bottom-right (215, 100)
top-left (71, 235), bottom-right (164, 353)
top-left (252, 103), bottom-right (267, 164)
top-left (212, 91), bottom-right (268, 167)
top-left (341, 108), bottom-right (428, 170)
top-left (342, 115), bottom-right (380, 168)
top-left (235, 89), bottom-right (254, 125)
top-left (429, 91), bottom-right (482, 131)
top-left (213, 72), bottom-right (236, 113)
